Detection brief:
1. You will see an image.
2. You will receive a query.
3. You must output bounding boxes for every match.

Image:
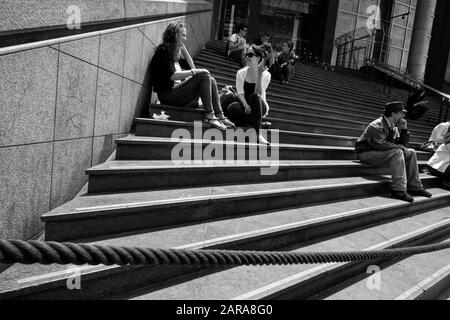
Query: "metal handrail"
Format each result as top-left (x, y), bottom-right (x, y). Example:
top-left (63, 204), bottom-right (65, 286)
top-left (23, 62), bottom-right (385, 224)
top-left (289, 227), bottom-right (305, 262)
top-left (367, 59), bottom-right (450, 123)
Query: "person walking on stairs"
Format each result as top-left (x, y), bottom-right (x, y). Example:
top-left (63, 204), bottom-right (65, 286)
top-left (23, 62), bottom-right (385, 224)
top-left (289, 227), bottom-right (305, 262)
top-left (355, 101), bottom-right (432, 202)
top-left (149, 22), bottom-right (235, 131)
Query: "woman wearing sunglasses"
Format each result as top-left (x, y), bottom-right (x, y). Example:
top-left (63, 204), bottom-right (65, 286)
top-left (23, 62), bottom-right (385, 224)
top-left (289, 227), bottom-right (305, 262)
top-left (225, 45), bottom-right (272, 144)
top-left (149, 22), bottom-right (235, 130)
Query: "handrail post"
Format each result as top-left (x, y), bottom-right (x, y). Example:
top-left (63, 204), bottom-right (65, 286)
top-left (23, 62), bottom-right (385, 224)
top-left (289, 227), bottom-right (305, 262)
top-left (371, 61), bottom-right (375, 83)
top-left (445, 99), bottom-right (449, 122)
top-left (439, 97), bottom-right (444, 124)
top-left (383, 71), bottom-right (388, 93)
top-left (365, 59), bottom-right (369, 80)
top-left (408, 82), bottom-right (413, 99)
top-left (389, 72), bottom-right (394, 95)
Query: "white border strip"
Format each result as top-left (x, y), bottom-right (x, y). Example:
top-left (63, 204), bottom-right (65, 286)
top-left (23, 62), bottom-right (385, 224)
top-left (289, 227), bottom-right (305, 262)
top-left (395, 264), bottom-right (450, 300)
top-left (232, 220), bottom-right (450, 300)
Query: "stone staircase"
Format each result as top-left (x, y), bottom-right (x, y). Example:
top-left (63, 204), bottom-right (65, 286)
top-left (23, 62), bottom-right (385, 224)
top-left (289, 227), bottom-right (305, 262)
top-left (0, 40), bottom-right (449, 300)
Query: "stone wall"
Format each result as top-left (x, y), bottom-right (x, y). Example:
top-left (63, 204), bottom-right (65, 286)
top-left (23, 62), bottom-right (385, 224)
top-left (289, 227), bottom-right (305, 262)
top-left (0, 0), bottom-right (212, 240)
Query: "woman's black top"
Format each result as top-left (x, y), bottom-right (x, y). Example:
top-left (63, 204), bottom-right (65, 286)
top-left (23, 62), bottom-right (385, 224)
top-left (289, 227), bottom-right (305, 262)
top-left (244, 81), bottom-right (256, 102)
top-left (149, 45), bottom-right (176, 93)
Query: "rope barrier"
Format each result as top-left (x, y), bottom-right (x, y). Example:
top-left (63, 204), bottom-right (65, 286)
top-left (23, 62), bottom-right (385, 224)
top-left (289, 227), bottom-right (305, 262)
top-left (0, 240), bottom-right (449, 267)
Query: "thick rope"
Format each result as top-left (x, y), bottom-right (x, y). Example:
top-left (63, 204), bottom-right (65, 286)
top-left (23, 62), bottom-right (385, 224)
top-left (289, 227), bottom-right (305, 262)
top-left (0, 240), bottom-right (449, 267)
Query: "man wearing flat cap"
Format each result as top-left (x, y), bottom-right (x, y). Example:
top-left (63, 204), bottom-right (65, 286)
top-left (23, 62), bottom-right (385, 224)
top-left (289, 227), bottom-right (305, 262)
top-left (355, 101), bottom-right (432, 202)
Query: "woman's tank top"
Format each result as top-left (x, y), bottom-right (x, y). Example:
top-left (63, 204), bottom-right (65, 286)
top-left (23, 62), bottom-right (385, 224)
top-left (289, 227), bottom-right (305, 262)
top-left (244, 81), bottom-right (256, 102)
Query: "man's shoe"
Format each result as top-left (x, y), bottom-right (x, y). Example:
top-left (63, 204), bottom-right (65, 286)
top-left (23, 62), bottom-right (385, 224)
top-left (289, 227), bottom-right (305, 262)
top-left (391, 191), bottom-right (415, 203)
top-left (443, 180), bottom-right (450, 190)
top-left (408, 189), bottom-right (433, 198)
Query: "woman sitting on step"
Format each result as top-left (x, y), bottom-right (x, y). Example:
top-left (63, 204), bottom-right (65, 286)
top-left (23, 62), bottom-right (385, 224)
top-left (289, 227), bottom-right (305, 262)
top-left (224, 45), bottom-right (272, 145)
top-left (427, 121), bottom-right (450, 189)
top-left (149, 22), bottom-right (235, 130)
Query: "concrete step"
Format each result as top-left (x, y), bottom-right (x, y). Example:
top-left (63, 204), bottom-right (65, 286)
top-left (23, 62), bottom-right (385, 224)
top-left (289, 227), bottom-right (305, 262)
top-left (148, 104), bottom-right (432, 141)
top-left (204, 41), bottom-right (443, 109)
top-left (319, 245), bottom-right (450, 300)
top-left (115, 135), bottom-right (432, 162)
top-left (266, 117), bottom-right (430, 142)
top-left (135, 118), bottom-right (357, 147)
top-left (186, 60), bottom-right (437, 134)
top-left (124, 205), bottom-right (450, 300)
top-left (196, 55), bottom-right (391, 106)
top-left (197, 50), bottom-right (443, 119)
top-left (41, 174), bottom-right (440, 241)
top-left (115, 135), bottom-right (362, 161)
top-left (197, 64), bottom-right (391, 112)
top-left (207, 76), bottom-right (436, 135)
top-left (86, 159), bottom-right (431, 193)
top-left (437, 286), bottom-right (450, 300)
top-left (266, 97), bottom-right (435, 134)
top-left (266, 95), bottom-right (382, 120)
top-left (200, 44), bottom-right (443, 121)
top-left (3, 189), bottom-right (449, 299)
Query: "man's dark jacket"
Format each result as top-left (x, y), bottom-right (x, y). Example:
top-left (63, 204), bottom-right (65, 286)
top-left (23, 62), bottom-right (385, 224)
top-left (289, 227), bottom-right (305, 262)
top-left (355, 116), bottom-right (410, 153)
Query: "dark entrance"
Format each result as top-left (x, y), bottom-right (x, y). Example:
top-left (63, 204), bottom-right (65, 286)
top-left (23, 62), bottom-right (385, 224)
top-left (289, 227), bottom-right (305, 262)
top-left (213, 0), bottom-right (331, 57)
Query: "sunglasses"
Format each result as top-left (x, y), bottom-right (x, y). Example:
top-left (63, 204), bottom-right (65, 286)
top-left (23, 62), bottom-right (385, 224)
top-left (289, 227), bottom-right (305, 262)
top-left (246, 52), bottom-right (256, 58)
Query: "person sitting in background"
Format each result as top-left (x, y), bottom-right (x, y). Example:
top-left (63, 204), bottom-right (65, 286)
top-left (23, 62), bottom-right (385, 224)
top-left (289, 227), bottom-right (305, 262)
top-left (150, 22), bottom-right (234, 131)
top-left (427, 121), bottom-right (450, 189)
top-left (355, 101), bottom-right (432, 202)
top-left (254, 32), bottom-right (270, 47)
top-left (227, 23), bottom-right (248, 67)
top-left (274, 40), bottom-right (296, 84)
top-left (406, 85), bottom-right (428, 120)
top-left (224, 45), bottom-right (272, 144)
top-left (254, 32), bottom-right (274, 66)
top-left (258, 41), bottom-right (276, 71)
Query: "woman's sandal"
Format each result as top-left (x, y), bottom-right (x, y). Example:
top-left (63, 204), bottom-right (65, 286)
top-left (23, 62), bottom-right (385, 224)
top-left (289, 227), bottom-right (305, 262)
top-left (218, 117), bottom-right (235, 129)
top-left (258, 134), bottom-right (271, 145)
top-left (204, 116), bottom-right (227, 131)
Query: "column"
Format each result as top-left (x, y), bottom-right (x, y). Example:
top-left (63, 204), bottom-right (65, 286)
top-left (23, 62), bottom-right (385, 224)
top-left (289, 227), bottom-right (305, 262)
top-left (406, 0), bottom-right (437, 80)
top-left (247, 0), bottom-right (261, 42)
top-left (291, 17), bottom-right (300, 51)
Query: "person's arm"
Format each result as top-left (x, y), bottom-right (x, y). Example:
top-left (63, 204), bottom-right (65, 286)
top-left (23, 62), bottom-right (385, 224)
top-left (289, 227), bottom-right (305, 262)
top-left (255, 61), bottom-right (267, 96)
top-left (236, 69), bottom-right (251, 113)
top-left (394, 119), bottom-right (410, 147)
top-left (180, 44), bottom-right (195, 69)
top-left (288, 52), bottom-right (295, 65)
top-left (260, 71), bottom-right (271, 101)
top-left (445, 131), bottom-right (450, 144)
top-left (228, 34), bottom-right (241, 51)
top-left (261, 98), bottom-right (270, 117)
top-left (170, 68), bottom-right (209, 81)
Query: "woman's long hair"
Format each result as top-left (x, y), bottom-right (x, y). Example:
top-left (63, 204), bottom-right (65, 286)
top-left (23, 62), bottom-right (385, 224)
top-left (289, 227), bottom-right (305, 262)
top-left (158, 22), bottom-right (185, 61)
